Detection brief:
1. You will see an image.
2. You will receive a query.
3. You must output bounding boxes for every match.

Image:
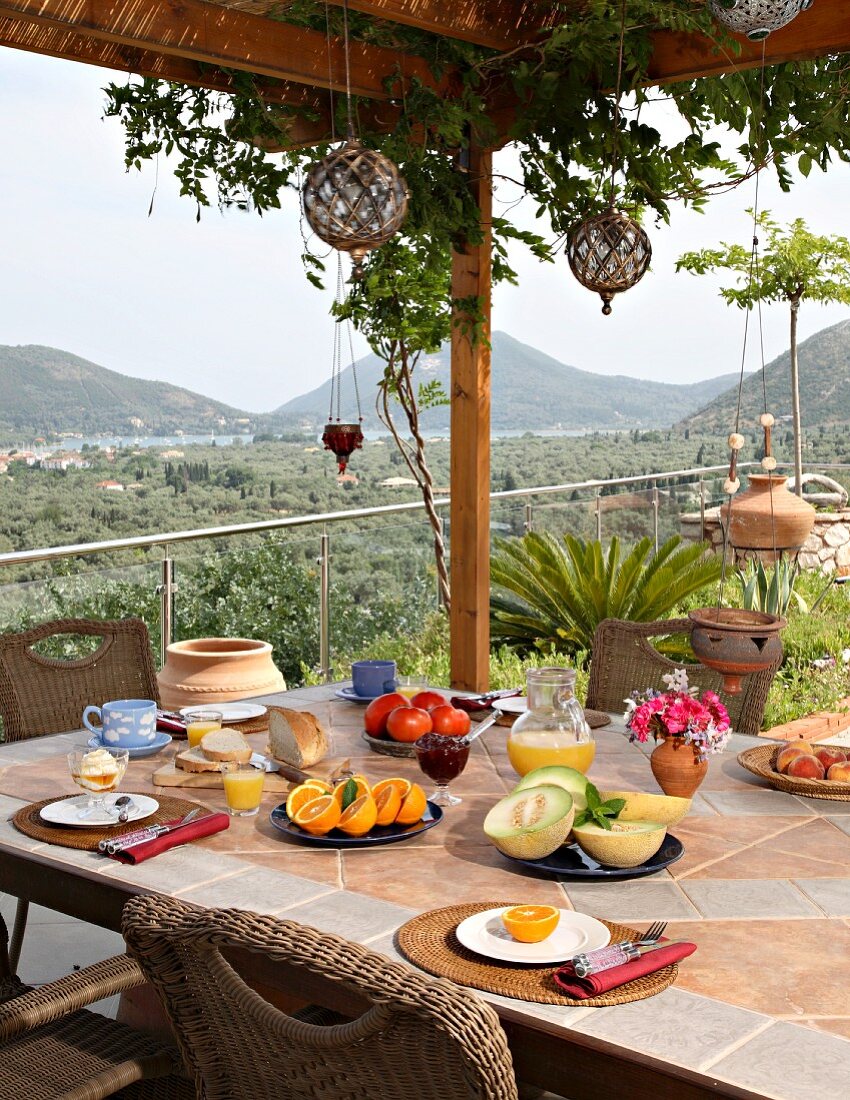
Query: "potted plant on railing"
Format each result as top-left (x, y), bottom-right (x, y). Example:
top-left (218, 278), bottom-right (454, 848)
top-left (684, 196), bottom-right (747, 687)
top-left (625, 669), bottom-right (731, 798)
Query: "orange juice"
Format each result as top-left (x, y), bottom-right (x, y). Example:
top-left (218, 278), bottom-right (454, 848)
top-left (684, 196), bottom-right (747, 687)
top-left (507, 732), bottom-right (596, 776)
top-left (222, 767), bottom-right (265, 816)
top-left (186, 718), bottom-right (221, 747)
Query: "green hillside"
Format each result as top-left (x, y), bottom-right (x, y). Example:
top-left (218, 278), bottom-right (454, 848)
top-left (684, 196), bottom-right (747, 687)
top-left (0, 345), bottom-right (256, 436)
top-left (679, 317), bottom-right (850, 432)
top-left (276, 331), bottom-right (742, 431)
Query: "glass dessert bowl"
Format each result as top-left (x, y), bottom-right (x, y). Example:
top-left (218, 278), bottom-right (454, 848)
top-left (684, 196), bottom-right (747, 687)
top-left (67, 746), bottom-right (129, 818)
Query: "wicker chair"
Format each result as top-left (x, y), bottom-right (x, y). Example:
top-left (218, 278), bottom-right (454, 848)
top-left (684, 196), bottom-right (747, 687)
top-left (0, 909), bottom-right (190, 1099)
top-left (0, 616), bottom-right (158, 971)
top-left (122, 895), bottom-right (519, 1100)
top-left (585, 618), bottom-right (779, 735)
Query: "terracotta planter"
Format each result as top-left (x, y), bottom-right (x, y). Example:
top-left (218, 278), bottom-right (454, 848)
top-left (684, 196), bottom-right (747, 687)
top-left (689, 607), bottom-right (785, 695)
top-left (650, 737), bottom-right (708, 798)
top-left (157, 638), bottom-right (285, 707)
top-left (720, 474), bottom-right (815, 552)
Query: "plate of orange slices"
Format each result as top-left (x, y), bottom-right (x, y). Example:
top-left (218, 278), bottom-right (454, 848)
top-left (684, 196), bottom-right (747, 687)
top-left (270, 774), bottom-right (443, 847)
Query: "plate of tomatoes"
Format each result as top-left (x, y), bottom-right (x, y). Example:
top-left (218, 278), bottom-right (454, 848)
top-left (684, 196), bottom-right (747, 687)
top-left (361, 690), bottom-right (472, 757)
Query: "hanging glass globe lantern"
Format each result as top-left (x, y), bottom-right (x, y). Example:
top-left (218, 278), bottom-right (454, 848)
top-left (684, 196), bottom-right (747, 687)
top-left (303, 139), bottom-right (409, 280)
top-left (708, 0), bottom-right (813, 42)
top-left (566, 209), bottom-right (652, 315)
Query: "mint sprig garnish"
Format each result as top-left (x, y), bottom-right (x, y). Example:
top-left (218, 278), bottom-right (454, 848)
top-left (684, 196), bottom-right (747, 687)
top-left (340, 778), bottom-right (358, 811)
top-left (573, 782), bottom-right (626, 831)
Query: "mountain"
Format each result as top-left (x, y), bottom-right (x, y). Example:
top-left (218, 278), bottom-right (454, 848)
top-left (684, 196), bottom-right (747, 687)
top-left (678, 317), bottom-right (850, 431)
top-left (274, 332), bottom-right (743, 432)
top-left (0, 345), bottom-right (257, 436)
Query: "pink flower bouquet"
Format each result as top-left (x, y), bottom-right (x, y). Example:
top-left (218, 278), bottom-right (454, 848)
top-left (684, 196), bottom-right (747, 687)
top-left (624, 668), bottom-right (731, 763)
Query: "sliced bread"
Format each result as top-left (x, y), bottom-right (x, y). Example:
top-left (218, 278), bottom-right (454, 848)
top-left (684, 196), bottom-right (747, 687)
top-left (175, 745), bottom-right (223, 773)
top-left (268, 707), bottom-right (329, 768)
top-left (200, 729), bottom-right (252, 763)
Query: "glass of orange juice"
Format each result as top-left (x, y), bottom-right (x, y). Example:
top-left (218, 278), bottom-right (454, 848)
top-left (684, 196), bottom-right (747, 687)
top-left (184, 709), bottom-right (223, 748)
top-left (221, 762), bottom-right (265, 817)
top-left (507, 668), bottom-right (595, 777)
top-left (397, 674), bottom-right (427, 700)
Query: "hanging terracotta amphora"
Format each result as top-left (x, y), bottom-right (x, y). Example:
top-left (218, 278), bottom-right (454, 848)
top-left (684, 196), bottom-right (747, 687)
top-left (720, 473), bottom-right (815, 555)
top-left (688, 607), bottom-right (785, 695)
top-left (650, 737), bottom-right (709, 798)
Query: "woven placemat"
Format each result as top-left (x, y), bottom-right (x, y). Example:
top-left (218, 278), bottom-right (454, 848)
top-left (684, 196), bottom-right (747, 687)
top-left (232, 715), bottom-right (270, 736)
top-left (12, 793), bottom-right (206, 851)
top-left (738, 743), bottom-right (850, 801)
top-left (585, 709), bottom-right (611, 730)
top-left (396, 902), bottom-right (678, 1007)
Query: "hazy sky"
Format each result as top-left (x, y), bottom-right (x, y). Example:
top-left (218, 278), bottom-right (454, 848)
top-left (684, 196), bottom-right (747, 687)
top-left (0, 48), bottom-right (848, 414)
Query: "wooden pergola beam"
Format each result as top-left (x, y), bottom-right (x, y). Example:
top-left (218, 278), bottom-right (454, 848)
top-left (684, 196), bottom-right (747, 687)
top-left (0, 0), bottom-right (447, 99)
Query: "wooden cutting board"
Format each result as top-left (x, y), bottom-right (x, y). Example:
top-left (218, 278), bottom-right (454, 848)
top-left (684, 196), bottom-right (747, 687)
top-left (151, 755), bottom-right (352, 792)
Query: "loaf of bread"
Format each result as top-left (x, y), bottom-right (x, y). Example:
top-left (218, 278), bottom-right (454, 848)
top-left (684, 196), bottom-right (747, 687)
top-left (267, 707), bottom-right (329, 768)
top-left (200, 729), bottom-right (252, 763)
top-left (175, 746), bottom-right (224, 773)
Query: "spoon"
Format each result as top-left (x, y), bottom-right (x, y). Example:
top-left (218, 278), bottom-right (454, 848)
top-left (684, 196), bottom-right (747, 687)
top-left (111, 795), bottom-right (135, 823)
top-left (462, 714), bottom-right (498, 746)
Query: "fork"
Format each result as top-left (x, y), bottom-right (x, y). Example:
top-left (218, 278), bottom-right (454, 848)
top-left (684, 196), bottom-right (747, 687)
top-left (606, 920), bottom-right (668, 952)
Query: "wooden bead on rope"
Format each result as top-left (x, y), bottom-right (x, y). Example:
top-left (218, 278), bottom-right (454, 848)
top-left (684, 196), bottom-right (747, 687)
top-left (724, 477), bottom-right (740, 495)
top-left (728, 433), bottom-right (745, 451)
top-left (761, 455), bottom-right (777, 471)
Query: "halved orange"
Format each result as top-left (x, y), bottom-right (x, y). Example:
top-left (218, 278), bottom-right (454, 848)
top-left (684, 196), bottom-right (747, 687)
top-left (286, 782), bottom-right (327, 820)
top-left (501, 905), bottom-right (560, 944)
top-left (371, 777), bottom-right (411, 803)
top-left (303, 778), bottom-right (333, 794)
top-left (337, 793), bottom-right (378, 837)
top-left (374, 784), bottom-right (402, 826)
top-left (292, 794), bottom-right (341, 836)
top-left (394, 782), bottom-right (427, 825)
top-left (332, 774), bottom-right (371, 808)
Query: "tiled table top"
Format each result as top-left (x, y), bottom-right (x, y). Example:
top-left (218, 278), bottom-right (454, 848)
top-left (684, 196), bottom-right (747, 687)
top-left (1, 686), bottom-right (850, 1100)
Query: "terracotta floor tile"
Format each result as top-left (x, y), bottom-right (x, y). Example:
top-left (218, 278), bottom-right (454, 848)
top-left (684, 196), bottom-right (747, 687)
top-left (795, 1018), bottom-right (850, 1041)
top-left (670, 817), bottom-right (807, 879)
top-left (341, 844), bottom-right (568, 909)
top-left (663, 918), bottom-right (850, 1016)
top-left (242, 850), bottom-right (343, 888)
top-left (684, 818), bottom-right (850, 879)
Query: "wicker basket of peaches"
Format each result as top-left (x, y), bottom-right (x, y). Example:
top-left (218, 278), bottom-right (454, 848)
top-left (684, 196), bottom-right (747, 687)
top-left (737, 739), bottom-right (850, 801)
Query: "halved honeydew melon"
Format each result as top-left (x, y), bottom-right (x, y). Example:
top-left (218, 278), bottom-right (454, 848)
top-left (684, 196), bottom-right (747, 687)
top-left (600, 790), bottom-right (691, 827)
top-left (572, 820), bottom-right (667, 868)
top-left (484, 785), bottom-right (575, 860)
top-left (513, 766), bottom-right (589, 813)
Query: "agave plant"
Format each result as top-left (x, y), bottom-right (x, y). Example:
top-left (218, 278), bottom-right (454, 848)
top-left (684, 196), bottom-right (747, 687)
top-left (735, 558), bottom-right (832, 617)
top-left (490, 533), bottom-right (722, 655)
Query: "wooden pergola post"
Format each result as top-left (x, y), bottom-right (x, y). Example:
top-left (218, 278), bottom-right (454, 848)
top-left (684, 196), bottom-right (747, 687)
top-left (450, 144), bottom-right (493, 691)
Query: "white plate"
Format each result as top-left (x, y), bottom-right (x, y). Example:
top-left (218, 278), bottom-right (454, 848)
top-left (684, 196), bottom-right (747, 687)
top-left (455, 907), bottom-right (610, 964)
top-left (492, 697), bottom-right (527, 716)
top-left (180, 703), bottom-right (267, 723)
top-left (40, 793), bottom-right (160, 829)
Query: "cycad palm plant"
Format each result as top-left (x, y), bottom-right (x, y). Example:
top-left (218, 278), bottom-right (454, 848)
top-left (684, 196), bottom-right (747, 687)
top-left (490, 533), bottom-right (722, 655)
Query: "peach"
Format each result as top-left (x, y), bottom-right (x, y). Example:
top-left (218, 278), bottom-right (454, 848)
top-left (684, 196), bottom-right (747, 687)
top-left (775, 741), bottom-right (816, 774)
top-left (815, 747), bottom-right (847, 772)
top-left (826, 761), bottom-right (850, 782)
top-left (785, 754), bottom-right (825, 780)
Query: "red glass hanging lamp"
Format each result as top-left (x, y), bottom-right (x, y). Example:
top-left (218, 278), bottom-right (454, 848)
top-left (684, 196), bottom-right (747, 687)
top-left (322, 258), bottom-right (364, 474)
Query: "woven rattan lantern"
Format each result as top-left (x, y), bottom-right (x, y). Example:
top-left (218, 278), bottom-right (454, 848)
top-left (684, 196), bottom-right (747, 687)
top-left (709, 0), bottom-right (813, 41)
top-left (567, 209), bottom-right (652, 315)
top-left (303, 139), bottom-right (409, 280)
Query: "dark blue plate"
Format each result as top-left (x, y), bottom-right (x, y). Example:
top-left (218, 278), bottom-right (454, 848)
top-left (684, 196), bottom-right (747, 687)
top-left (502, 835), bottom-right (684, 880)
top-left (269, 800), bottom-right (443, 848)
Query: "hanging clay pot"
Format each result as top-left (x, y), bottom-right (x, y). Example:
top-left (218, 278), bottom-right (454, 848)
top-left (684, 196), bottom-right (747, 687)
top-left (688, 607), bottom-right (785, 695)
top-left (720, 473), bottom-right (815, 552)
top-left (158, 638), bottom-right (285, 707)
top-left (650, 737), bottom-right (709, 798)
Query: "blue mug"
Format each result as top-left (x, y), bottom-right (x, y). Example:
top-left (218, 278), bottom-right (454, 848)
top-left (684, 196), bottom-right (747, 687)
top-left (82, 698), bottom-right (158, 749)
top-left (351, 660), bottom-right (397, 698)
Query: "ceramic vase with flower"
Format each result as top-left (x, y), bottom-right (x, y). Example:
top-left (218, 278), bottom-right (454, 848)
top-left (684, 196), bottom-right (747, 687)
top-left (624, 669), bottom-right (731, 799)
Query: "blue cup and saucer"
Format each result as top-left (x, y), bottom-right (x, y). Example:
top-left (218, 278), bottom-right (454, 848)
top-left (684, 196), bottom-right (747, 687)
top-left (335, 660), bottom-right (397, 703)
top-left (83, 698), bottom-right (172, 758)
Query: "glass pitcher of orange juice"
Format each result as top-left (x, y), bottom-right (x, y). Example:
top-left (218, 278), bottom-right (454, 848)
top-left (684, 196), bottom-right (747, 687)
top-left (507, 667), bottom-right (595, 776)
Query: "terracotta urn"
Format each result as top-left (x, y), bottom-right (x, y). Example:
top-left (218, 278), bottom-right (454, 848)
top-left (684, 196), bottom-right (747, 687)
top-left (650, 737), bottom-right (709, 799)
top-left (688, 608), bottom-right (785, 695)
top-left (720, 473), bottom-right (815, 552)
top-left (157, 638), bottom-right (285, 707)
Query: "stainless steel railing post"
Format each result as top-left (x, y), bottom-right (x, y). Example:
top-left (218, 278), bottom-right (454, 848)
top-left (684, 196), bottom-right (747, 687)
top-left (699, 478), bottom-right (706, 542)
top-left (319, 528), bottom-right (331, 682)
top-left (595, 493), bottom-right (602, 541)
top-left (524, 502), bottom-right (533, 533)
top-left (652, 481), bottom-right (660, 550)
top-left (157, 555), bottom-right (175, 668)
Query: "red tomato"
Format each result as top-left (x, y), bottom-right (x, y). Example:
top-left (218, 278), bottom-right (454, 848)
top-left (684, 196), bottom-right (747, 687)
top-left (364, 692), bottom-right (410, 737)
top-left (386, 706), bottom-right (433, 743)
top-left (430, 705), bottom-right (471, 737)
top-left (410, 690), bottom-right (448, 712)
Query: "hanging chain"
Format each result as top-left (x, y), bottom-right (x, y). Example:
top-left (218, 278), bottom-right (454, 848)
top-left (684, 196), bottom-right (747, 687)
top-left (324, 0), bottom-right (337, 144)
top-left (342, 0), bottom-right (354, 141)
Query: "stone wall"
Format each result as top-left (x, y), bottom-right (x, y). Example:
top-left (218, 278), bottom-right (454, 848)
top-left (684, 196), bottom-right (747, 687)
top-left (680, 509), bottom-right (850, 574)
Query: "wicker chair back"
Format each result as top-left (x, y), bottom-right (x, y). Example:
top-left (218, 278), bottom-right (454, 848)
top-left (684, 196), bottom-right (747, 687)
top-left (585, 618), bottom-right (778, 735)
top-left (122, 896), bottom-right (519, 1100)
top-left (0, 617), bottom-right (159, 741)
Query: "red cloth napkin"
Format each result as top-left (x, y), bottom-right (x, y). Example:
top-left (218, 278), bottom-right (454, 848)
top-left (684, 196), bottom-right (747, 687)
top-left (108, 812), bottom-right (229, 864)
top-left (553, 941), bottom-right (697, 999)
